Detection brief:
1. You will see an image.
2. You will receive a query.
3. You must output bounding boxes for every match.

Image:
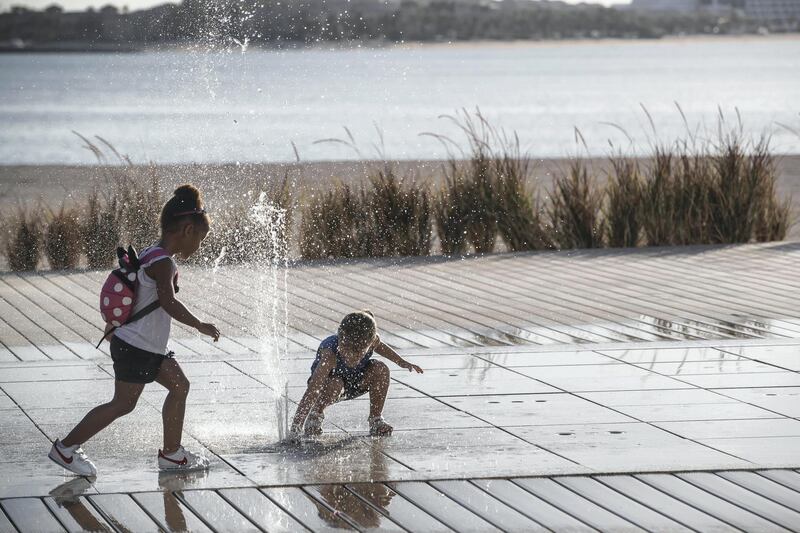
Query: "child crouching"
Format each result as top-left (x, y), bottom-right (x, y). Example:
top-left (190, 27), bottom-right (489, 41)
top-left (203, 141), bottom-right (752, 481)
top-left (290, 311), bottom-right (423, 439)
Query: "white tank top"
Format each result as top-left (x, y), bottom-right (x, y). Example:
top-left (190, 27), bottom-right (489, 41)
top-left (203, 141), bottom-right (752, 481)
top-left (114, 246), bottom-right (177, 355)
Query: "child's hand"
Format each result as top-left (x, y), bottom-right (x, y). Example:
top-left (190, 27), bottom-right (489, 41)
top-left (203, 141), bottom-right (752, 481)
top-left (401, 361), bottom-right (424, 374)
top-left (197, 322), bottom-right (220, 341)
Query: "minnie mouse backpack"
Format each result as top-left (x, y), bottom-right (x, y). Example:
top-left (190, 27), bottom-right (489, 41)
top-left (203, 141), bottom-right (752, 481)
top-left (96, 245), bottom-right (178, 348)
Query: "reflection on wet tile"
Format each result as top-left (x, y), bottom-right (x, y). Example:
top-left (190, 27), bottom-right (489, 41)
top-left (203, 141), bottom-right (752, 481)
top-left (443, 394), bottom-right (634, 427)
top-left (391, 367), bottom-right (558, 396)
top-left (655, 418), bottom-right (800, 440)
top-left (577, 388), bottom-right (736, 407)
top-left (262, 487), bottom-right (356, 531)
top-left (515, 364), bottom-right (692, 392)
top-left (599, 347), bottom-right (744, 365)
top-left (1, 497), bottom-right (68, 533)
top-left (430, 480), bottom-right (547, 532)
top-left (89, 493), bottom-right (161, 532)
top-left (401, 354), bottom-right (496, 370)
top-left (711, 387), bottom-right (800, 417)
top-left (385, 443), bottom-right (586, 478)
top-left (44, 494), bottom-right (113, 533)
top-left (0, 461), bottom-right (92, 499)
top-left (672, 372), bottom-right (800, 389)
top-left (180, 490), bottom-right (261, 532)
top-left (721, 345), bottom-right (800, 371)
top-left (381, 427), bottom-right (526, 450)
top-left (388, 481), bottom-right (502, 533)
top-left (482, 351), bottom-right (617, 367)
top-left (507, 423), bottom-right (751, 472)
top-left (223, 438), bottom-right (413, 486)
top-left (638, 360), bottom-right (785, 376)
top-left (324, 397), bottom-right (488, 432)
top-left (345, 483), bottom-right (453, 533)
top-left (92, 462), bottom-right (253, 495)
top-left (219, 488), bottom-right (311, 533)
top-left (306, 484), bottom-right (406, 532)
top-left (612, 402), bottom-right (778, 422)
top-left (133, 491), bottom-right (212, 533)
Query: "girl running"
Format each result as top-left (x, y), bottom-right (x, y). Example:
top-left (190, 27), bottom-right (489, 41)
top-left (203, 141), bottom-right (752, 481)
top-left (49, 184), bottom-right (220, 476)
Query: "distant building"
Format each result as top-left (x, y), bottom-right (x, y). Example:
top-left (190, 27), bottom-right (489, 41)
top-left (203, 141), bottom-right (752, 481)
top-left (745, 0), bottom-right (800, 22)
top-left (630, 0), bottom-right (799, 22)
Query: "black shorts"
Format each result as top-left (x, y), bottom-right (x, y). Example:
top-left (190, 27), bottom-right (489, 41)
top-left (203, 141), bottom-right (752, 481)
top-left (110, 336), bottom-right (171, 384)
top-left (309, 360), bottom-right (373, 401)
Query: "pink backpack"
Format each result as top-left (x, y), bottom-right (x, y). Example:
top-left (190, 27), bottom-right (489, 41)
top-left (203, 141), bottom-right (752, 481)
top-left (96, 245), bottom-right (177, 347)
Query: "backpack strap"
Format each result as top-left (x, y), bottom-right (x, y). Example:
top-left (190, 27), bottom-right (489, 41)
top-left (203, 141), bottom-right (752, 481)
top-left (95, 299), bottom-right (161, 349)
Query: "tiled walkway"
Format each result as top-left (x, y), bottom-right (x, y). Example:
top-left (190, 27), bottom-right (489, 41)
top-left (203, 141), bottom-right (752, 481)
top-left (1, 242), bottom-right (800, 531)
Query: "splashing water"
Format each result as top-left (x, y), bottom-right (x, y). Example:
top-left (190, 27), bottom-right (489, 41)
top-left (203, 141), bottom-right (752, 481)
top-left (249, 192), bottom-right (290, 441)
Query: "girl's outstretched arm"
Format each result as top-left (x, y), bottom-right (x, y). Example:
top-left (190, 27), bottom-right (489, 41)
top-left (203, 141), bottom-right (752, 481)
top-left (374, 339), bottom-right (423, 373)
top-left (290, 350), bottom-right (336, 434)
top-left (148, 260), bottom-right (219, 341)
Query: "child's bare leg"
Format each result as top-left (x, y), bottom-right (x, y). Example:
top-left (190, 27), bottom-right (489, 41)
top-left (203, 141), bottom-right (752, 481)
top-left (61, 381), bottom-right (145, 447)
top-left (313, 376), bottom-right (344, 414)
top-left (363, 361), bottom-right (390, 419)
top-left (155, 359), bottom-right (190, 454)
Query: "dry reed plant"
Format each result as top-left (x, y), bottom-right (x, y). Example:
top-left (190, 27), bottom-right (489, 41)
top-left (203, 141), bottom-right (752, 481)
top-left (604, 155), bottom-right (644, 248)
top-left (83, 190), bottom-right (122, 269)
top-left (44, 206), bottom-right (83, 270)
top-left (4, 209), bottom-right (43, 271)
top-left (549, 159), bottom-right (605, 249)
top-left (366, 168), bottom-right (432, 257)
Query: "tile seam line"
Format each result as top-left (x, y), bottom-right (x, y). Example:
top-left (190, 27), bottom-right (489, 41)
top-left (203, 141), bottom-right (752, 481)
top-left (573, 349), bottom-right (764, 464)
top-left (633, 473), bottom-right (757, 532)
top-left (342, 483), bottom-right (441, 532)
top-left (12, 274), bottom-right (106, 350)
top-left (298, 486), bottom-right (364, 530)
top-left (465, 478), bottom-right (598, 532)
top-left (130, 491), bottom-right (190, 533)
top-left (591, 475), bottom-right (707, 533)
top-left (0, 309), bottom-right (51, 360)
top-left (3, 467), bottom-right (799, 502)
top-left (214, 489), bottom-right (311, 533)
top-left (754, 470), bottom-right (800, 494)
top-left (429, 479), bottom-right (548, 532)
top-left (175, 489), bottom-right (263, 533)
top-left (676, 473), bottom-right (800, 532)
top-left (710, 472), bottom-right (800, 519)
top-left (550, 475), bottom-right (673, 532)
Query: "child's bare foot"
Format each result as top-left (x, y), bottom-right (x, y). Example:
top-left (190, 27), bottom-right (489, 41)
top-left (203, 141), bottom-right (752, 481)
top-left (304, 411), bottom-right (324, 437)
top-left (369, 416), bottom-right (393, 437)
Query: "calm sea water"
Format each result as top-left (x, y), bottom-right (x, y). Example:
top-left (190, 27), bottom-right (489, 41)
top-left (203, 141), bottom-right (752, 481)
top-left (1, 37), bottom-right (799, 165)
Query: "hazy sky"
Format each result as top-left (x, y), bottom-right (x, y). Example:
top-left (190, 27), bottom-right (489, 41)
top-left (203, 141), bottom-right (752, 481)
top-left (4, 0), bottom-right (632, 13)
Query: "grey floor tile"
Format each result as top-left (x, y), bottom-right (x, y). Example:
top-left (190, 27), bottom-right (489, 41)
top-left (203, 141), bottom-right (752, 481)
top-left (388, 481), bottom-right (502, 533)
top-left (132, 492), bottom-right (213, 533)
top-left (656, 418), bottom-right (800, 440)
top-left (699, 437), bottom-right (800, 467)
top-left (43, 494), bottom-right (114, 533)
top-left (515, 364), bottom-right (693, 392)
top-left (305, 484), bottom-right (406, 532)
top-left (599, 346), bottom-right (746, 365)
top-left (1, 498), bottom-right (65, 533)
top-left (219, 487), bottom-right (311, 532)
top-left (345, 483), bottom-right (454, 533)
top-left (722, 345), bottom-right (800, 371)
top-left (711, 387), bottom-right (800, 417)
top-left (443, 393), bottom-right (634, 427)
top-left (179, 490), bottom-right (261, 532)
top-left (261, 487), bottom-right (356, 532)
top-left (391, 366), bottom-right (559, 396)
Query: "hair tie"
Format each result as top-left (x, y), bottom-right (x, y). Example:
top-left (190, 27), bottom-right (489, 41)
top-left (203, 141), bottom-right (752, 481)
top-left (173, 208), bottom-right (206, 217)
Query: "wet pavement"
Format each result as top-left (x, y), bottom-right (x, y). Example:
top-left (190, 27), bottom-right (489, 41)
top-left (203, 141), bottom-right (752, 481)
top-left (1, 243), bottom-right (800, 530)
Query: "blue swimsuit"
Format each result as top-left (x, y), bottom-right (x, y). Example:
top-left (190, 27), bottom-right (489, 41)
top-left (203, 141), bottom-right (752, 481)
top-left (310, 335), bottom-right (374, 399)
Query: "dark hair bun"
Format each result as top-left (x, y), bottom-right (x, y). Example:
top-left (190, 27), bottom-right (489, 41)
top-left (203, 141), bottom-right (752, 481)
top-left (362, 309), bottom-right (374, 318)
top-left (174, 184), bottom-right (201, 203)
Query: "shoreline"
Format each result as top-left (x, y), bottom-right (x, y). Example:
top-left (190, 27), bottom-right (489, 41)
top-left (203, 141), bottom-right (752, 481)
top-left (2, 32), bottom-right (797, 54)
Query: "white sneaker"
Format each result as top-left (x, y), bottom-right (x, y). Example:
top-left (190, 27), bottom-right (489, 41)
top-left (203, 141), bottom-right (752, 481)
top-left (158, 446), bottom-right (210, 471)
top-left (48, 439), bottom-right (98, 477)
top-left (304, 411), bottom-right (324, 437)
